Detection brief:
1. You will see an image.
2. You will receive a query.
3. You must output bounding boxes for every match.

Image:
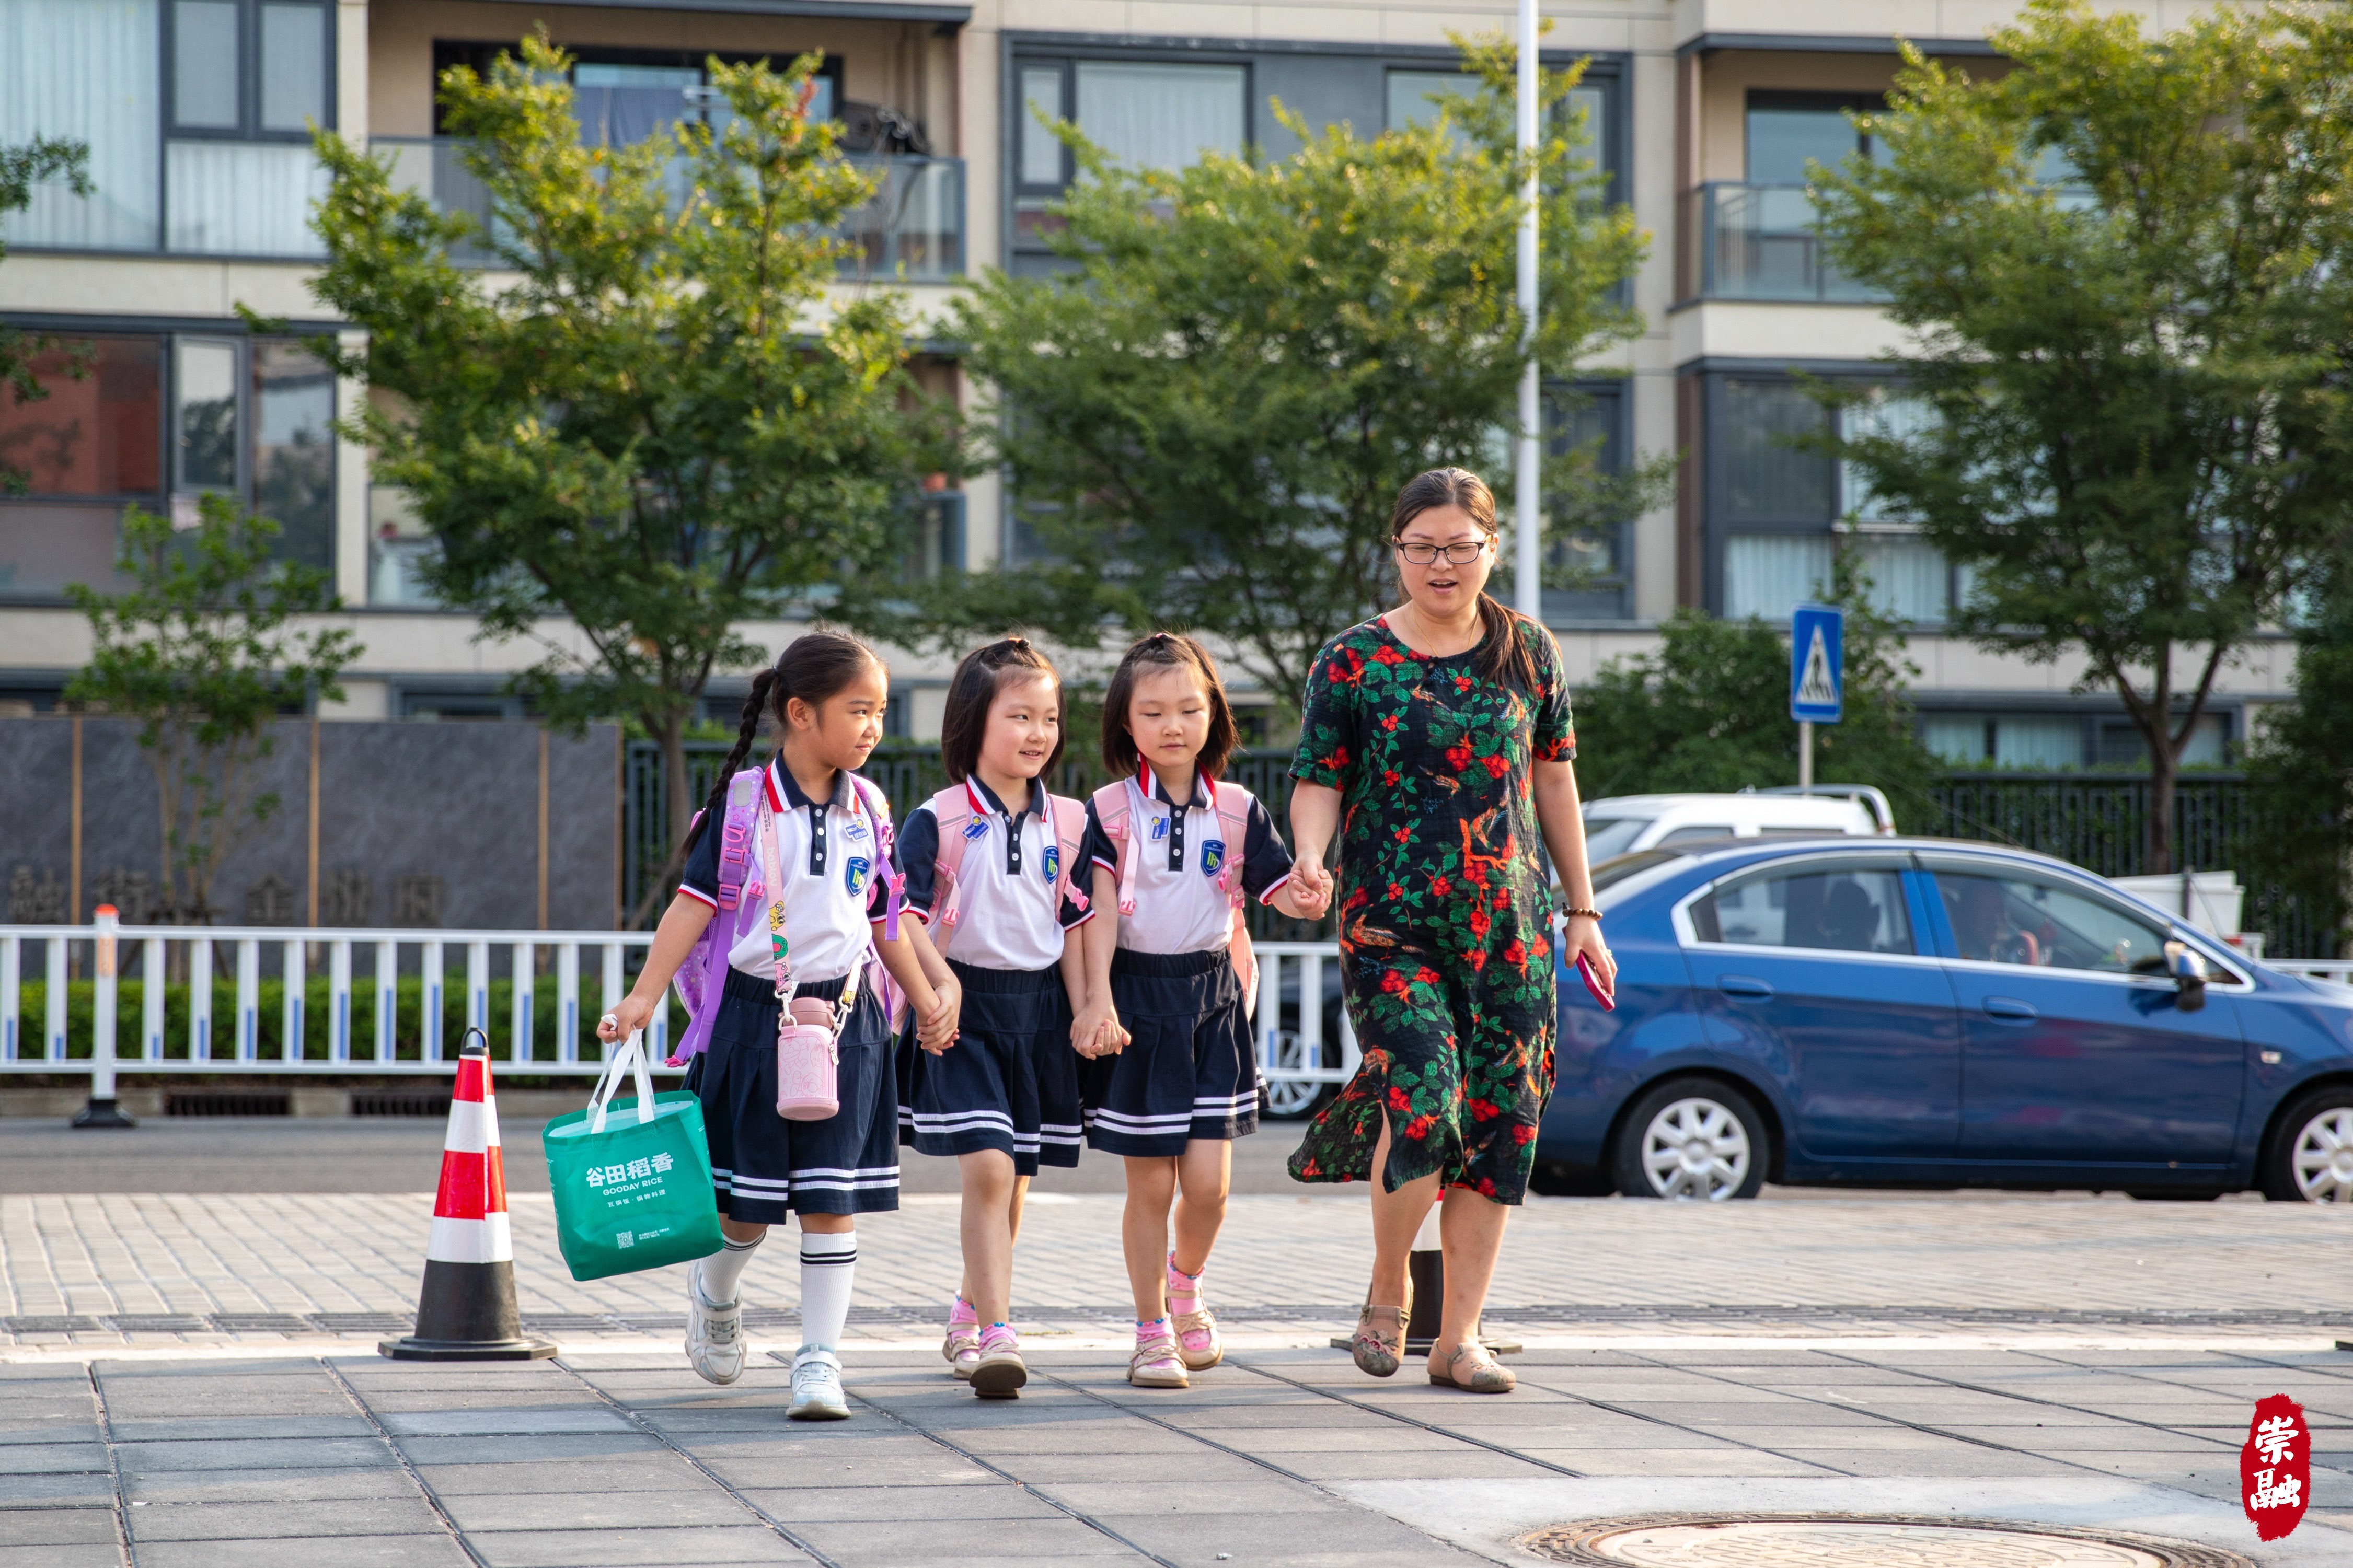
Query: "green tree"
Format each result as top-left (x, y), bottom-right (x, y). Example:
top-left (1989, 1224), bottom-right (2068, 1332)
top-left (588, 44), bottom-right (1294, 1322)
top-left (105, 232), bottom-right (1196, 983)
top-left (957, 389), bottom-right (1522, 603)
top-left (304, 36), bottom-right (950, 913)
top-left (1812, 0), bottom-right (2353, 871)
top-left (922, 33), bottom-right (1655, 707)
top-left (1571, 560), bottom-right (1939, 822)
top-left (2246, 557), bottom-right (2353, 956)
top-left (0, 135), bottom-right (91, 493)
top-left (67, 498), bottom-right (360, 924)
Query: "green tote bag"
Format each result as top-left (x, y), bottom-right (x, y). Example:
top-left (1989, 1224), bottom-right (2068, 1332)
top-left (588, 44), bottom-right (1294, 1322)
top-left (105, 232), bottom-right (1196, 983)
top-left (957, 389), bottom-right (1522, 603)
top-left (543, 1034), bottom-right (725, 1282)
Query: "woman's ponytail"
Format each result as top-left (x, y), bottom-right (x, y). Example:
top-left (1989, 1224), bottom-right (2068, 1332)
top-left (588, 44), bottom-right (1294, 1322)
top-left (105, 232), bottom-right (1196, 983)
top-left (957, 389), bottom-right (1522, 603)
top-left (683, 669), bottom-right (777, 857)
top-left (1474, 591), bottom-right (1539, 695)
top-left (1391, 467), bottom-right (1540, 694)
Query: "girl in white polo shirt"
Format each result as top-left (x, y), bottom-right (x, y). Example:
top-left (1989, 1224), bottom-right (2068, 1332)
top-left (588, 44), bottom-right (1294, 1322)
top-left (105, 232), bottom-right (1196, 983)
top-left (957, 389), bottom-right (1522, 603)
top-left (1074, 632), bottom-right (1330, 1389)
top-left (893, 637), bottom-right (1096, 1399)
top-left (598, 631), bottom-right (961, 1421)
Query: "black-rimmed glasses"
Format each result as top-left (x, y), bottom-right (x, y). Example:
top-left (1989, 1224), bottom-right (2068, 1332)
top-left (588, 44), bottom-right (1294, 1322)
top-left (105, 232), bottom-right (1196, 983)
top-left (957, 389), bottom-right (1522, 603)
top-left (1392, 539), bottom-right (1489, 566)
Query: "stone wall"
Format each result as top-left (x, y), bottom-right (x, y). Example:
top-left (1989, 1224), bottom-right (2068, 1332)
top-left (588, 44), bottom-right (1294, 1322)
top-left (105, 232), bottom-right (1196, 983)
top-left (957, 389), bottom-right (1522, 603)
top-left (1, 718), bottom-right (620, 931)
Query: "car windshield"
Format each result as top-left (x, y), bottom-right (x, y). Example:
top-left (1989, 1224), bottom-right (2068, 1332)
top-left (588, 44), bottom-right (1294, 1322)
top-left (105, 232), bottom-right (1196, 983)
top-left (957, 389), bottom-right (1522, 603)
top-left (1582, 817), bottom-right (1651, 862)
top-left (1592, 850), bottom-right (1683, 894)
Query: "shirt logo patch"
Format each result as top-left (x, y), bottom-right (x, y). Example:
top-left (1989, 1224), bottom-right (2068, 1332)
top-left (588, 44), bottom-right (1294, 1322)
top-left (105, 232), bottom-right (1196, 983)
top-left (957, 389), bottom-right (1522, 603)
top-left (844, 856), bottom-right (872, 897)
top-left (1150, 814), bottom-right (1170, 842)
top-left (962, 818), bottom-right (990, 841)
top-left (1042, 844), bottom-right (1061, 884)
top-left (841, 819), bottom-right (870, 843)
top-left (1200, 840), bottom-right (1226, 878)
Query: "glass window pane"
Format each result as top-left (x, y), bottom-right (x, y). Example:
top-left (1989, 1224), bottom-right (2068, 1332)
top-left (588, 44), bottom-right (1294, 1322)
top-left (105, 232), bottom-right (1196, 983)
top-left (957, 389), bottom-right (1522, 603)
top-left (1386, 69), bottom-right (1471, 134)
top-left (174, 0), bottom-right (240, 129)
top-left (1935, 870), bottom-right (2166, 973)
top-left (573, 61), bottom-right (700, 149)
top-left (0, 0), bottom-right (163, 249)
top-left (1697, 866), bottom-right (1912, 954)
top-left (1850, 535), bottom-right (1948, 624)
top-left (1723, 534), bottom-right (1832, 621)
top-left (1723, 379), bottom-right (1830, 522)
top-left (1922, 714), bottom-right (1990, 764)
top-left (1564, 84), bottom-right (1603, 170)
top-left (175, 338), bottom-right (238, 492)
top-left (0, 501), bottom-right (128, 595)
top-left (165, 139), bottom-right (327, 255)
top-left (1020, 66), bottom-right (1064, 186)
top-left (0, 337), bottom-right (162, 496)
top-left (1580, 817), bottom-right (1650, 862)
top-left (1746, 104), bottom-right (1858, 184)
top-left (1073, 61), bottom-right (1244, 173)
top-left (258, 2), bottom-right (323, 132)
top-left (252, 338), bottom-right (333, 571)
top-left (1994, 715), bottom-right (2082, 769)
top-left (1840, 391), bottom-right (1933, 522)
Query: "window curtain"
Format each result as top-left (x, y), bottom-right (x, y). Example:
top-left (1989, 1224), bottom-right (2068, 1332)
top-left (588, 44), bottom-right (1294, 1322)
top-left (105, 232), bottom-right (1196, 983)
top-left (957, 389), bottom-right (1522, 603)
top-left (0, 0), bottom-right (160, 250)
top-left (1840, 392), bottom-right (1935, 524)
top-left (166, 141), bottom-right (326, 256)
top-left (1723, 533), bottom-right (1832, 621)
top-left (1850, 535), bottom-right (1949, 624)
top-left (574, 63), bottom-right (701, 151)
top-left (1074, 62), bottom-right (1244, 173)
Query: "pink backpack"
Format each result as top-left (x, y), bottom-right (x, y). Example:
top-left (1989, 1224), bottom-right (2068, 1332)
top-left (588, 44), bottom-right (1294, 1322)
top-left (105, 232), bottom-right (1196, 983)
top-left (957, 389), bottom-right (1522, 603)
top-left (921, 780), bottom-right (1089, 957)
top-left (1090, 776), bottom-right (1259, 1019)
top-left (666, 767), bottom-right (907, 1068)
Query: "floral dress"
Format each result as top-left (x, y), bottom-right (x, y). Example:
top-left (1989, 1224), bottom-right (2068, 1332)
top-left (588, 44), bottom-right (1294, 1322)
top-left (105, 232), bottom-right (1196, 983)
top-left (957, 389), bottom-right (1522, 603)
top-left (1285, 615), bottom-right (1574, 1203)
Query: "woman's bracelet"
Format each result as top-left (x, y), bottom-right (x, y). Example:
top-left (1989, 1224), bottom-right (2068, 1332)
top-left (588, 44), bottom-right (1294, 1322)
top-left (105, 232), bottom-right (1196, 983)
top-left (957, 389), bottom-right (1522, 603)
top-left (1561, 906), bottom-right (1602, 921)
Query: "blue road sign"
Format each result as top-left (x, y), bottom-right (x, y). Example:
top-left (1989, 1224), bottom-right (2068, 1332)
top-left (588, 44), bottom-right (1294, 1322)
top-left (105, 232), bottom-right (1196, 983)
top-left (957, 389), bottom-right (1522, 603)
top-left (1790, 603), bottom-right (1844, 724)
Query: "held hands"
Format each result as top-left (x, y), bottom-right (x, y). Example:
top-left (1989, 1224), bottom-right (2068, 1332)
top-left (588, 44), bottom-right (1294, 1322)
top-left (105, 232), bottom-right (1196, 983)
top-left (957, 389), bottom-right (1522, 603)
top-left (1285, 853), bottom-right (1336, 921)
top-left (597, 992), bottom-right (657, 1043)
top-left (915, 975), bottom-right (962, 1056)
top-left (1070, 999), bottom-right (1129, 1059)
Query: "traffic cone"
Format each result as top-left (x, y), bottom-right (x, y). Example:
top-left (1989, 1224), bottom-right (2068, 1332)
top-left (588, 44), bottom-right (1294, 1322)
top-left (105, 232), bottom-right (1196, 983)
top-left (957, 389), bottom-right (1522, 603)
top-left (380, 1030), bottom-right (556, 1361)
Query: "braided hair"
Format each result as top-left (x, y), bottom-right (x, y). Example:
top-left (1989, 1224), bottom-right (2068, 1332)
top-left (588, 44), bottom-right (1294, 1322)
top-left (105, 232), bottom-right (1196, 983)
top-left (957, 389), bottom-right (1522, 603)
top-left (682, 630), bottom-right (884, 856)
top-left (939, 634), bottom-right (1065, 783)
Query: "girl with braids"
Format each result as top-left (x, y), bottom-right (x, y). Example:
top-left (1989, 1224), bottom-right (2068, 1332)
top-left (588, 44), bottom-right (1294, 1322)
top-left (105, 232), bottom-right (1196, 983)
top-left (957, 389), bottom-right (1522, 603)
top-left (892, 636), bottom-right (1098, 1398)
top-left (1285, 468), bottom-right (1613, 1396)
top-left (598, 631), bottom-right (961, 1421)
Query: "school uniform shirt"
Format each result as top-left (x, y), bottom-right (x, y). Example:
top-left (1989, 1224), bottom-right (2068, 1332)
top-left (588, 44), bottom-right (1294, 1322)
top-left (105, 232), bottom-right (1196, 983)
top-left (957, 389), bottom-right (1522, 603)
top-left (1079, 765), bottom-right (1294, 955)
top-left (895, 776), bottom-right (1091, 973)
top-left (677, 758), bottom-right (890, 984)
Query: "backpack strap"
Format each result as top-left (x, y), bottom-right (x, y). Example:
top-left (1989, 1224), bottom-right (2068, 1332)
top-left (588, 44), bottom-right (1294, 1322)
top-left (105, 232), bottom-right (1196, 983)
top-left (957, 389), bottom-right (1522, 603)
top-left (713, 768), bottom-right (767, 912)
top-left (845, 772), bottom-right (905, 942)
top-left (1045, 793), bottom-right (1089, 916)
top-left (924, 784), bottom-right (978, 944)
top-left (1090, 781), bottom-right (1141, 916)
top-left (1208, 779), bottom-right (1252, 906)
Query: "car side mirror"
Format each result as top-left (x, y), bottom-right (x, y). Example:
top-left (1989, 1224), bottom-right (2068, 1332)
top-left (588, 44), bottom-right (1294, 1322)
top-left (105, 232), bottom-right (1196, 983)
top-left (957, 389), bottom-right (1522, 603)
top-left (2164, 939), bottom-right (2207, 1012)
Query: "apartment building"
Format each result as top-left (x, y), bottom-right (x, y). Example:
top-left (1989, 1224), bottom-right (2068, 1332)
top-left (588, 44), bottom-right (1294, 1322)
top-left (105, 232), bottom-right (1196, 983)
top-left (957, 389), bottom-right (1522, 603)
top-left (0, 0), bottom-right (2281, 761)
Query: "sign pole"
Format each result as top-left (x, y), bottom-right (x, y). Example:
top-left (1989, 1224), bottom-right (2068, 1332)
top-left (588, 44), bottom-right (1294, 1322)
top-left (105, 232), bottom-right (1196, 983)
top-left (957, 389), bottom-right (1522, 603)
top-left (1513, 0), bottom-right (1541, 621)
top-left (1799, 720), bottom-right (1813, 789)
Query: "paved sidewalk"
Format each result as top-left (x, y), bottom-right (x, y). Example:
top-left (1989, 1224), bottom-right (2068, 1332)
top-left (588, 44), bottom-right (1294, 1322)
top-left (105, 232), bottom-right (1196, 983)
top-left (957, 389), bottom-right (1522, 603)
top-left (5, 1342), bottom-right (2352, 1567)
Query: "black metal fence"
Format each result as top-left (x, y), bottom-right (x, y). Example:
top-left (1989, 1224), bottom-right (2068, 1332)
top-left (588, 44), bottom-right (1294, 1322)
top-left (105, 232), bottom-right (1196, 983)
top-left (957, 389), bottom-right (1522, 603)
top-left (625, 742), bottom-right (1331, 940)
top-left (626, 749), bottom-right (2333, 957)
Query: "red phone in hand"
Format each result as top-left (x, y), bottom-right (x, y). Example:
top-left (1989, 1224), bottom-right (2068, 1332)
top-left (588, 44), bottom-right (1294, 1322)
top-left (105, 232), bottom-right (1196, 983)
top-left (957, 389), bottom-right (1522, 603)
top-left (1574, 951), bottom-right (1616, 1012)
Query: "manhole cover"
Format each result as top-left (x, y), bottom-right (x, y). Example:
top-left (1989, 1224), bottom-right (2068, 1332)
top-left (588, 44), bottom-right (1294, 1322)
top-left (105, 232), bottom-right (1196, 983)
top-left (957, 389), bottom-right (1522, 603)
top-left (1522, 1514), bottom-right (2254, 1568)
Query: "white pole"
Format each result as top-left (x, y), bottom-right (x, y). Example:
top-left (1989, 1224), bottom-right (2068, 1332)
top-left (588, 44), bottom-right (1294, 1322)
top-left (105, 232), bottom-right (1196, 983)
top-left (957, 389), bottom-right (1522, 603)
top-left (1513, 0), bottom-right (1542, 621)
top-left (1800, 720), bottom-right (1815, 789)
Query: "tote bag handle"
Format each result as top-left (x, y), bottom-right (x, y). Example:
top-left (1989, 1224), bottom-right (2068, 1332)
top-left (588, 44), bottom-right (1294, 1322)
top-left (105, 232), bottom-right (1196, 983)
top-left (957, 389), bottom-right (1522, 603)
top-left (587, 1032), bottom-right (659, 1134)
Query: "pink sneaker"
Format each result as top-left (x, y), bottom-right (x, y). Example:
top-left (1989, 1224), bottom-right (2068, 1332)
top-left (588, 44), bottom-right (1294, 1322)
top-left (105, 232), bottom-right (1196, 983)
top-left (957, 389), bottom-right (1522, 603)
top-left (941, 1295), bottom-right (981, 1381)
top-left (1166, 1254), bottom-right (1221, 1371)
top-left (1128, 1320), bottom-right (1187, 1389)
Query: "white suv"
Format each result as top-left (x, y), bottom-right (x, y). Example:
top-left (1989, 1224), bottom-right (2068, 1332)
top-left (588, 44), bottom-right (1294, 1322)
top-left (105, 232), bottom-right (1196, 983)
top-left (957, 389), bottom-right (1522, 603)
top-left (1581, 786), bottom-right (1894, 863)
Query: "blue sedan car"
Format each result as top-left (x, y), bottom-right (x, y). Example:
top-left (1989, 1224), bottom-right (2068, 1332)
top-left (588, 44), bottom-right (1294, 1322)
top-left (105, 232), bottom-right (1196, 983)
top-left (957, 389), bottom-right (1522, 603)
top-left (1537, 837), bottom-right (2353, 1203)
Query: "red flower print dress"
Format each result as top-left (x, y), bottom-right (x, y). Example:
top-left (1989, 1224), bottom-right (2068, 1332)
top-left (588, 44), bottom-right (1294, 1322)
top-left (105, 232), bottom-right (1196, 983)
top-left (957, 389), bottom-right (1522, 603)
top-left (1285, 615), bottom-right (1575, 1203)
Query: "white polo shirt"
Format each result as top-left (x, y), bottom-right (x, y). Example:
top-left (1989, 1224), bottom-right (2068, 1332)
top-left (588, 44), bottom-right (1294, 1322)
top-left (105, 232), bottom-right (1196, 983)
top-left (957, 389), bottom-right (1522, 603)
top-left (896, 776), bottom-right (1091, 973)
top-left (677, 758), bottom-right (890, 984)
top-left (1079, 765), bottom-right (1295, 955)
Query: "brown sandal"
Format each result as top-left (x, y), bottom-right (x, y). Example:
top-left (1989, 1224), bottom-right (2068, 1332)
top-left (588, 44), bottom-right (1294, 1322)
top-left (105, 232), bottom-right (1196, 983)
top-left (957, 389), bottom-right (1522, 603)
top-left (1350, 1280), bottom-right (1412, 1377)
top-left (1428, 1341), bottom-right (1515, 1394)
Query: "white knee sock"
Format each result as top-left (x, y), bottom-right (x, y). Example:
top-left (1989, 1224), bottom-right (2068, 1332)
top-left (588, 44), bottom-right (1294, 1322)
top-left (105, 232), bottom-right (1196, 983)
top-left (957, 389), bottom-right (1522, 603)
top-left (699, 1232), bottom-right (762, 1306)
top-left (798, 1229), bottom-right (857, 1349)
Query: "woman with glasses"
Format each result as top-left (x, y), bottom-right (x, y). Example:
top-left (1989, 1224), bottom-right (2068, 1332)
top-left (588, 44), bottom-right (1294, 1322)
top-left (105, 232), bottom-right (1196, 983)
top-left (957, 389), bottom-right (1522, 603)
top-left (1284, 468), bottom-right (1614, 1393)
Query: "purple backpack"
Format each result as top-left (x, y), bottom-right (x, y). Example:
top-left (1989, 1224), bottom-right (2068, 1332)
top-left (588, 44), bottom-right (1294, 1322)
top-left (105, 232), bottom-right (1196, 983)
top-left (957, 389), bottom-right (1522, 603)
top-left (666, 767), bottom-right (906, 1067)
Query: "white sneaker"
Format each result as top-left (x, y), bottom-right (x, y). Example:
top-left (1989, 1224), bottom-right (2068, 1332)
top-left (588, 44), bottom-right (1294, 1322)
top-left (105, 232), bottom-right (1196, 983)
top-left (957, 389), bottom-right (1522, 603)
top-left (684, 1258), bottom-right (745, 1386)
top-left (789, 1344), bottom-right (850, 1421)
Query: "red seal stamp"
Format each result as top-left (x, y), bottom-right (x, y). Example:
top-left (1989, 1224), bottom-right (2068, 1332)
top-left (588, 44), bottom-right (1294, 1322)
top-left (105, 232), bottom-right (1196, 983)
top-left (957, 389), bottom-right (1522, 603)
top-left (2242, 1393), bottom-right (2309, 1541)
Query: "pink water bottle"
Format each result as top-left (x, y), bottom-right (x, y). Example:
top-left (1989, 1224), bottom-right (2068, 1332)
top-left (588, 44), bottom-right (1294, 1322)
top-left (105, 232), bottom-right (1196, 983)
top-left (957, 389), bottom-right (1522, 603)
top-left (775, 995), bottom-right (841, 1121)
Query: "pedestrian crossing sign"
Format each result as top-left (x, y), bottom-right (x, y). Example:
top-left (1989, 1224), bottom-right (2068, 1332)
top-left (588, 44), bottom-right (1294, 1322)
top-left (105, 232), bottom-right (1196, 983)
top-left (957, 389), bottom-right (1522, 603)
top-left (1790, 604), bottom-right (1843, 723)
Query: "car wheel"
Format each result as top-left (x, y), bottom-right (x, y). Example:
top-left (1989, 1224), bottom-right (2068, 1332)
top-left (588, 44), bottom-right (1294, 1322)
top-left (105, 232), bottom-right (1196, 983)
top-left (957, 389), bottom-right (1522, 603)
top-left (1610, 1079), bottom-right (1767, 1202)
top-left (1259, 1027), bottom-right (1339, 1121)
top-left (2260, 1087), bottom-right (2353, 1203)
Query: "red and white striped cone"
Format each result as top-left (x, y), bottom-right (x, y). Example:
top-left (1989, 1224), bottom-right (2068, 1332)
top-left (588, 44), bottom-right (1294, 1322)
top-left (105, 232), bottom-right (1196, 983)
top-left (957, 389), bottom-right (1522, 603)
top-left (379, 1032), bottom-right (556, 1361)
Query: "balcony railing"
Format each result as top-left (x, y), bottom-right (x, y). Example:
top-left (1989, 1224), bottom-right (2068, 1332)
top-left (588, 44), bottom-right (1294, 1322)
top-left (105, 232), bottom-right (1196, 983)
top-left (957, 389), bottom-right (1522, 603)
top-left (1686, 182), bottom-right (1882, 304)
top-left (375, 138), bottom-right (964, 281)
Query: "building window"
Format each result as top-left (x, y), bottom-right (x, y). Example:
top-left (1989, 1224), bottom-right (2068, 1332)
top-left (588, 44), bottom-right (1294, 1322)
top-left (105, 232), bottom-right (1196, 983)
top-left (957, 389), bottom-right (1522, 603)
top-left (1013, 55), bottom-right (1248, 261)
top-left (0, 330), bottom-right (332, 597)
top-left (1544, 381), bottom-right (1634, 622)
top-left (168, 0), bottom-right (330, 141)
top-left (1745, 91), bottom-right (1876, 185)
top-left (431, 42), bottom-right (844, 143)
top-left (1386, 69), bottom-right (1612, 196)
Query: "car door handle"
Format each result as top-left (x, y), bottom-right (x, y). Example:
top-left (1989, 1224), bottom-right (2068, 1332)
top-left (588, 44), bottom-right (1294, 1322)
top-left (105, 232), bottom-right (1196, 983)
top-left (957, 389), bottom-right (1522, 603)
top-left (1982, 996), bottom-right (2038, 1021)
top-left (1717, 975), bottom-right (1774, 1000)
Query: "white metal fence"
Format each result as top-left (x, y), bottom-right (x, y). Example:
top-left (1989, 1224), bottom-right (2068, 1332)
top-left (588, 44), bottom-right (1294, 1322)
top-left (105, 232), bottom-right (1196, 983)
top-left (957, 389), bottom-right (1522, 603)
top-left (0, 920), bottom-right (1354, 1108)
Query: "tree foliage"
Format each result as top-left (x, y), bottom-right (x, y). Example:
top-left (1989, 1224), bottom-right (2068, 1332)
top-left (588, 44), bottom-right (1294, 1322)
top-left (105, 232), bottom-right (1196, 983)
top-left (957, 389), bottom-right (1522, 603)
top-left (1812, 0), bottom-right (2353, 870)
top-left (1571, 559), bottom-right (1939, 824)
top-left (2246, 558), bottom-right (2353, 956)
top-left (0, 135), bottom-right (91, 493)
top-left (66, 498), bottom-right (359, 924)
top-left (925, 33), bottom-right (1657, 708)
top-left (304, 34), bottom-right (949, 907)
